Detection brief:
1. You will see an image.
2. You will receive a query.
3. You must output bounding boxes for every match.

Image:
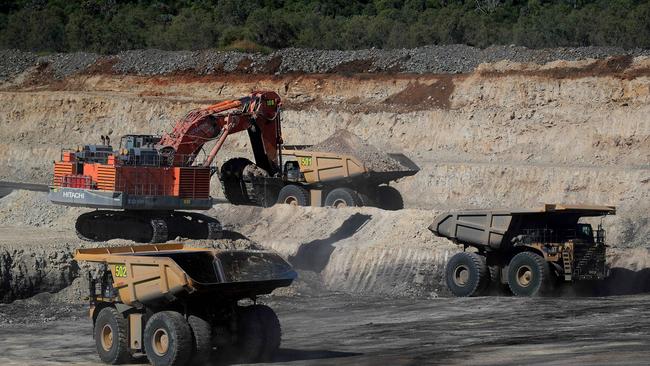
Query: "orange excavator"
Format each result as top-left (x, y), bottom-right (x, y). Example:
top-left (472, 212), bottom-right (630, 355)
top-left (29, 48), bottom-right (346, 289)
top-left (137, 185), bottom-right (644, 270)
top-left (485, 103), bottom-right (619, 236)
top-left (49, 91), bottom-right (282, 242)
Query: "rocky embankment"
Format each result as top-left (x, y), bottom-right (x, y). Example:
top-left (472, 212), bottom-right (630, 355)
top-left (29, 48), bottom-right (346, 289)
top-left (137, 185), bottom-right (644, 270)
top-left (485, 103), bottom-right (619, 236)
top-left (1, 191), bottom-right (650, 305)
top-left (0, 45), bottom-right (648, 304)
top-left (2, 46), bottom-right (650, 80)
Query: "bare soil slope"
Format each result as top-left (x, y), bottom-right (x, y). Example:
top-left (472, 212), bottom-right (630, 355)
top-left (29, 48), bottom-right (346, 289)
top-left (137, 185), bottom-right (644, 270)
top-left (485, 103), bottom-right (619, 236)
top-left (0, 47), bottom-right (648, 304)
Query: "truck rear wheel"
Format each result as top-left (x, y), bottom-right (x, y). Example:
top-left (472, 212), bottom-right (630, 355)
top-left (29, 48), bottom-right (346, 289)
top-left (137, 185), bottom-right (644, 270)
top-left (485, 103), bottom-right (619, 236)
top-left (227, 306), bottom-right (266, 363)
top-left (253, 305), bottom-right (282, 361)
top-left (188, 315), bottom-right (212, 365)
top-left (376, 186), bottom-right (404, 210)
top-left (277, 185), bottom-right (310, 206)
top-left (94, 307), bottom-right (131, 365)
top-left (488, 265), bottom-right (512, 295)
top-left (222, 305), bottom-right (282, 363)
top-left (445, 252), bottom-right (489, 297)
top-left (507, 252), bottom-right (550, 297)
top-left (144, 311), bottom-right (193, 366)
top-left (325, 187), bottom-right (362, 208)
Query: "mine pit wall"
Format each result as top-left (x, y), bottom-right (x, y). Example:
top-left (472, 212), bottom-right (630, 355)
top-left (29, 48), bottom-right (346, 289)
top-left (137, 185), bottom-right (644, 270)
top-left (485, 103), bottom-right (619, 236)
top-left (0, 64), bottom-right (647, 246)
top-left (0, 243), bottom-right (79, 303)
top-left (0, 57), bottom-right (649, 302)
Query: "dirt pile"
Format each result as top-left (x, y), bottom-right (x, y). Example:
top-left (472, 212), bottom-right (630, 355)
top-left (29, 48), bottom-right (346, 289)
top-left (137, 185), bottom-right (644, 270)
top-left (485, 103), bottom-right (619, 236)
top-left (212, 204), bottom-right (462, 297)
top-left (0, 190), bottom-right (457, 302)
top-left (312, 129), bottom-right (404, 172)
top-left (0, 190), bottom-right (78, 227)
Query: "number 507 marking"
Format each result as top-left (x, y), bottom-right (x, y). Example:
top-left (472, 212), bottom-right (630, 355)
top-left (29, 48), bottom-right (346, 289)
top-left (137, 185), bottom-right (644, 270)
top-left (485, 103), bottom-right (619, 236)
top-left (114, 264), bottom-right (128, 278)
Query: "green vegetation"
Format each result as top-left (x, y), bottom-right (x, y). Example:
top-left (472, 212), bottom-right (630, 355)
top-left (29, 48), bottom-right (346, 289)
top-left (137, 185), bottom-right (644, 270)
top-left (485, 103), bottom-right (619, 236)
top-left (1, 0), bottom-right (649, 53)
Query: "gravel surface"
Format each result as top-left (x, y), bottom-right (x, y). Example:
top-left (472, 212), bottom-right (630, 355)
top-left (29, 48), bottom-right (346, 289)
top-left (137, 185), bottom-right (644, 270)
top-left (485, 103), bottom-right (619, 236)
top-left (37, 52), bottom-right (100, 79)
top-left (3, 293), bottom-right (650, 365)
top-left (0, 49), bottom-right (36, 80)
top-left (2, 45), bottom-right (650, 80)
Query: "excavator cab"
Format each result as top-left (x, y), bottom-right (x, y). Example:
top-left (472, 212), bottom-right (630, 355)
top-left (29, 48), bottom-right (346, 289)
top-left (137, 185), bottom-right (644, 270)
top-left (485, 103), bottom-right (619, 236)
top-left (118, 134), bottom-right (163, 166)
top-left (119, 134), bottom-right (161, 150)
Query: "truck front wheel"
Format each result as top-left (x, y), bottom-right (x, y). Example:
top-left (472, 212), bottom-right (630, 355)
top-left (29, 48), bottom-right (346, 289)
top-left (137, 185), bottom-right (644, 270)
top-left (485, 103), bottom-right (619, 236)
top-left (94, 307), bottom-right (131, 364)
top-left (277, 185), bottom-right (310, 206)
top-left (144, 311), bottom-right (193, 366)
top-left (445, 252), bottom-right (489, 297)
top-left (507, 252), bottom-right (551, 296)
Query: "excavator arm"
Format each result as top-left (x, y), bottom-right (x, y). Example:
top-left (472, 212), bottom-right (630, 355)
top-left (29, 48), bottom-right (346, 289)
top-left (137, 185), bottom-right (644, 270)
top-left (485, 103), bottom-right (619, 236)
top-left (158, 91), bottom-right (282, 173)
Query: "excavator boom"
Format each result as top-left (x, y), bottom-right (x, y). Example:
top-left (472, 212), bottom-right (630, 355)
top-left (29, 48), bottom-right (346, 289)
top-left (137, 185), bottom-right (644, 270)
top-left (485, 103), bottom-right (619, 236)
top-left (158, 91), bottom-right (282, 170)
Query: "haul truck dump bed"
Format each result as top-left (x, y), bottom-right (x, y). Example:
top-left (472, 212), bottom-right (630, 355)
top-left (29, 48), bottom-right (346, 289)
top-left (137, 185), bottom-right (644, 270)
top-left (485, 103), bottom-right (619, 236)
top-left (429, 204), bottom-right (615, 297)
top-left (76, 244), bottom-right (296, 366)
top-left (281, 147), bottom-right (419, 185)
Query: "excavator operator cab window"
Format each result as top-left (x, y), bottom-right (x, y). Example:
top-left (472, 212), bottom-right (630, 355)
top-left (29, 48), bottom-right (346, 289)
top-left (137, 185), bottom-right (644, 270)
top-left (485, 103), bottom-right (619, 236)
top-left (120, 135), bottom-right (135, 150)
top-left (120, 135), bottom-right (161, 150)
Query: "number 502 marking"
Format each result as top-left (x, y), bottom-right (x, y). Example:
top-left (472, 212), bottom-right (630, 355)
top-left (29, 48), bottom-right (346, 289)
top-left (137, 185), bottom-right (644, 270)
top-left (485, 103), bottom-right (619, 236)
top-left (114, 264), bottom-right (128, 278)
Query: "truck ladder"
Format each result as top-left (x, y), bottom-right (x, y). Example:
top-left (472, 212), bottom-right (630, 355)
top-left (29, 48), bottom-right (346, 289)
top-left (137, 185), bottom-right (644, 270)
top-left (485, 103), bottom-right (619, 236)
top-left (574, 245), bottom-right (598, 278)
top-left (562, 249), bottom-right (572, 281)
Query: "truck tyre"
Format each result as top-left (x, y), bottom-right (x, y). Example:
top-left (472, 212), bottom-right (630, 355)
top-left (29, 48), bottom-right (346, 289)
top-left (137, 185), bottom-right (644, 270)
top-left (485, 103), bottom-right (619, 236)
top-left (227, 306), bottom-right (266, 363)
top-left (220, 158), bottom-right (253, 205)
top-left (94, 307), bottom-right (131, 364)
top-left (251, 305), bottom-right (282, 361)
top-left (357, 191), bottom-right (375, 207)
top-left (188, 315), bottom-right (212, 365)
top-left (144, 311), bottom-right (193, 366)
top-left (276, 185), bottom-right (310, 206)
top-left (488, 265), bottom-right (512, 295)
top-left (445, 252), bottom-right (489, 297)
top-left (324, 187), bottom-right (362, 208)
top-left (376, 186), bottom-right (404, 210)
top-left (507, 252), bottom-right (550, 297)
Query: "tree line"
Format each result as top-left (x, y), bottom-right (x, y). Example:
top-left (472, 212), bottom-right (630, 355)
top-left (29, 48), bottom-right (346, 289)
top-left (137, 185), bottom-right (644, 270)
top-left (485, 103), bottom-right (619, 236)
top-left (1, 0), bottom-right (649, 54)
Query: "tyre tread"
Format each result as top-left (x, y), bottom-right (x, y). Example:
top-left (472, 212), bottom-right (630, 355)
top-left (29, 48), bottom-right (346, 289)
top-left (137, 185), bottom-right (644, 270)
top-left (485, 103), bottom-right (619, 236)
top-left (144, 311), bottom-right (193, 366)
top-left (324, 187), bottom-right (362, 207)
top-left (507, 251), bottom-right (550, 297)
top-left (277, 185), bottom-right (310, 206)
top-left (445, 252), bottom-right (488, 297)
top-left (188, 315), bottom-right (212, 365)
top-left (95, 307), bottom-right (131, 365)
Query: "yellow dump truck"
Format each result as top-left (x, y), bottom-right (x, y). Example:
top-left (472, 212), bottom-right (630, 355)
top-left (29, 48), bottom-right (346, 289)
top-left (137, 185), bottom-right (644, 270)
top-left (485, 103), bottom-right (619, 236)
top-left (219, 130), bottom-right (419, 210)
top-left (220, 147), bottom-right (418, 209)
top-left (75, 244), bottom-right (296, 366)
top-left (430, 204), bottom-right (615, 297)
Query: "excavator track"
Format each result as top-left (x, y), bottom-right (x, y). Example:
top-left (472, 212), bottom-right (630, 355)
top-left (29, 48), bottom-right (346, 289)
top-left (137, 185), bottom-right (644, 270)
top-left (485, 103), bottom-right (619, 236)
top-left (75, 210), bottom-right (222, 243)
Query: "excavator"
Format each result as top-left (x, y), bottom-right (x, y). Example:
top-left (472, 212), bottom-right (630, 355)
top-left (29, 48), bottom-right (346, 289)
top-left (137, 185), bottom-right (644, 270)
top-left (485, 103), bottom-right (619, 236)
top-left (49, 91), bottom-right (283, 243)
top-left (47, 90), bottom-right (418, 243)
